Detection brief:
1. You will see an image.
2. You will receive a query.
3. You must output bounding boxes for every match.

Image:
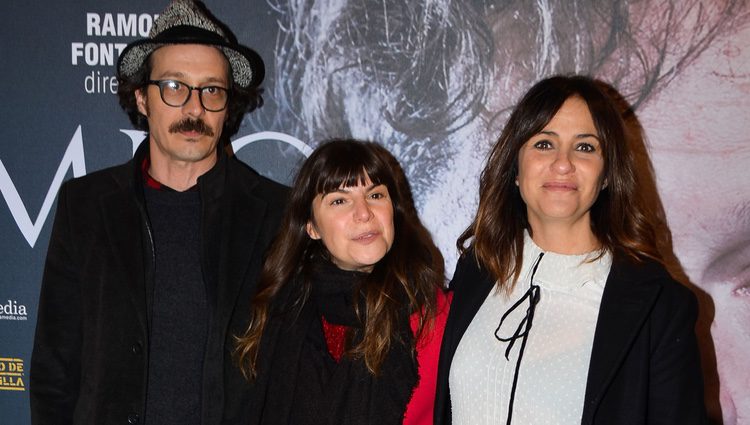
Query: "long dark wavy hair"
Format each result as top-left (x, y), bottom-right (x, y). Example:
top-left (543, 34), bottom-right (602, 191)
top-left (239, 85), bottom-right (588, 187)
top-left (458, 75), bottom-right (662, 289)
top-left (236, 139), bottom-right (444, 378)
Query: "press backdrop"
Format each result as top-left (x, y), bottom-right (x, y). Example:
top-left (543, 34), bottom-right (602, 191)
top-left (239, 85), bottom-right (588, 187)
top-left (1, 1), bottom-right (749, 424)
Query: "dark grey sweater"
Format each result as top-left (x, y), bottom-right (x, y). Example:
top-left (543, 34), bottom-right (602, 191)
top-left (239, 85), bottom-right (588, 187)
top-left (144, 186), bottom-right (206, 425)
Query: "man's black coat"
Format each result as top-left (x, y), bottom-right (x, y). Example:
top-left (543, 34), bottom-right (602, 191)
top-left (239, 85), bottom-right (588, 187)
top-left (30, 141), bottom-right (288, 425)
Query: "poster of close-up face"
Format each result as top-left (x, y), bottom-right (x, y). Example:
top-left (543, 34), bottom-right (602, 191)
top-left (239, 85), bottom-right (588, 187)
top-left (0, 0), bottom-right (748, 424)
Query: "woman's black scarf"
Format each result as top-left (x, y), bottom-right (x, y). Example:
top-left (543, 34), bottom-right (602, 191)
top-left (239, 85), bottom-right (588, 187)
top-left (255, 260), bottom-right (419, 425)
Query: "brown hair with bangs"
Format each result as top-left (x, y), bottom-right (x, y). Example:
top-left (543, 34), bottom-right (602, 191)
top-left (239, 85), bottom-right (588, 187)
top-left (235, 139), bottom-right (444, 378)
top-left (458, 75), bottom-right (663, 289)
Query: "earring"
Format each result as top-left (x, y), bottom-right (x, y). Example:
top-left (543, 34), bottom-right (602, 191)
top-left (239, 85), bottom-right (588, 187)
top-left (602, 179), bottom-right (608, 189)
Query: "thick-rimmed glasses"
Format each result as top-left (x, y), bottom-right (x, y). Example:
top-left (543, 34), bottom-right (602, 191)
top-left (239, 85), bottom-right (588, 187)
top-left (148, 79), bottom-right (229, 112)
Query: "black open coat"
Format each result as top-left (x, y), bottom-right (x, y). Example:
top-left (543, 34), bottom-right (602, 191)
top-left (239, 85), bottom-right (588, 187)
top-left (30, 141), bottom-right (287, 425)
top-left (434, 251), bottom-right (707, 425)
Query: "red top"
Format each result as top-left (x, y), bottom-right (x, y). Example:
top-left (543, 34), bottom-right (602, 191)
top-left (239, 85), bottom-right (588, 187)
top-left (321, 289), bottom-right (452, 425)
top-left (321, 317), bottom-right (347, 362)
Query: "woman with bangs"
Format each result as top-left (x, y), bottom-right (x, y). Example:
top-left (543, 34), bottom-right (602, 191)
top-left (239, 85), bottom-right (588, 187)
top-left (235, 139), bottom-right (450, 425)
top-left (434, 75), bottom-right (706, 425)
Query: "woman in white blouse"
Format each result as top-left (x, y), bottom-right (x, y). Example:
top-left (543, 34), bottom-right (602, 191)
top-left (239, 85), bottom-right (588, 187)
top-left (434, 75), bottom-right (706, 425)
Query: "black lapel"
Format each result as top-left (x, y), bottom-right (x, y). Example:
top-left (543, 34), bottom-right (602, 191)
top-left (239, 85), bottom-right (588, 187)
top-left (445, 256), bottom-right (497, 355)
top-left (99, 184), bottom-right (149, 334)
top-left (214, 165), bottom-right (267, 329)
top-left (435, 253), bottom-right (496, 425)
top-left (582, 256), bottom-right (662, 418)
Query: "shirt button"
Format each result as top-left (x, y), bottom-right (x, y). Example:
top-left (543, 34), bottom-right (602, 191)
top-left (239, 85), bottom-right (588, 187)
top-left (127, 413), bottom-right (140, 424)
top-left (131, 342), bottom-right (142, 355)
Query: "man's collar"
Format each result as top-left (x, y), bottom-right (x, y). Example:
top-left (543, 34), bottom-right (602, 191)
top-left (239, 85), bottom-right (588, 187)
top-left (132, 138), bottom-right (228, 196)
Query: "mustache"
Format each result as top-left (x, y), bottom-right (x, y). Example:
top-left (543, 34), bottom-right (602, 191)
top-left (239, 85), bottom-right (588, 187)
top-left (168, 118), bottom-right (214, 137)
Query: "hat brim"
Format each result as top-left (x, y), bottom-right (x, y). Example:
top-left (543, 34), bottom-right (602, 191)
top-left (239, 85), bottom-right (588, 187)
top-left (117, 26), bottom-right (264, 88)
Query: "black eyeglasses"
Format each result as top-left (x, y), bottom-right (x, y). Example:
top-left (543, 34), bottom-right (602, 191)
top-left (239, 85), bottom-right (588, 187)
top-left (147, 79), bottom-right (229, 112)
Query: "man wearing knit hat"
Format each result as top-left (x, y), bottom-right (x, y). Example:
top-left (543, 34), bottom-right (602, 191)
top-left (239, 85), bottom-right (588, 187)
top-left (29, 1), bottom-right (287, 424)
